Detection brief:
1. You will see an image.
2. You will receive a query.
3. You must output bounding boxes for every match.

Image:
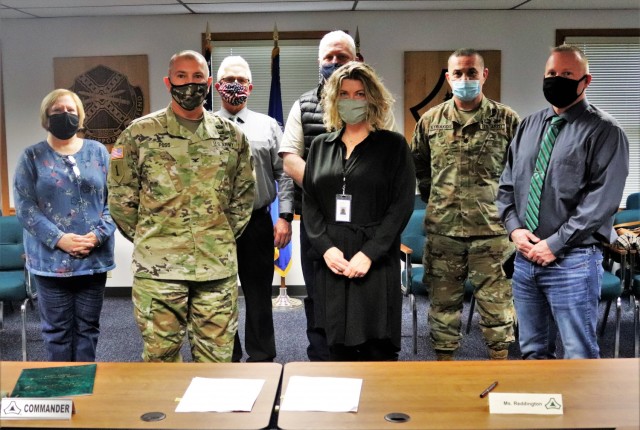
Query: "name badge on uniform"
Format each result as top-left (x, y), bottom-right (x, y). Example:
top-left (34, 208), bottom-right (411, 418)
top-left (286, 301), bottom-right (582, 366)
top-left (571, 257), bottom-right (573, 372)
top-left (335, 194), bottom-right (352, 222)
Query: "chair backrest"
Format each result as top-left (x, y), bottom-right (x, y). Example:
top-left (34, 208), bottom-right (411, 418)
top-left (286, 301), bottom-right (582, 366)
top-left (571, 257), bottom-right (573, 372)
top-left (401, 208), bottom-right (426, 265)
top-left (0, 216), bottom-right (25, 271)
top-left (614, 209), bottom-right (640, 230)
top-left (626, 192), bottom-right (640, 210)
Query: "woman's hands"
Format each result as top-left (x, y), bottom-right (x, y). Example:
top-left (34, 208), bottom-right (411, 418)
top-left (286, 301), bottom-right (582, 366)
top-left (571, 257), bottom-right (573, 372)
top-left (57, 232), bottom-right (98, 258)
top-left (323, 248), bottom-right (371, 278)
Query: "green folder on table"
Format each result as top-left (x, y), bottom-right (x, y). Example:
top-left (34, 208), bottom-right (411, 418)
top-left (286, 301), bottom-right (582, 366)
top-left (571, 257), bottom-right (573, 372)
top-left (10, 364), bottom-right (97, 398)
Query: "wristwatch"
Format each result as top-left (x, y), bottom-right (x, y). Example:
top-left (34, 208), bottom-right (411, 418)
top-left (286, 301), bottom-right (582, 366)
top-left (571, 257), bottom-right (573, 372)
top-left (279, 212), bottom-right (293, 223)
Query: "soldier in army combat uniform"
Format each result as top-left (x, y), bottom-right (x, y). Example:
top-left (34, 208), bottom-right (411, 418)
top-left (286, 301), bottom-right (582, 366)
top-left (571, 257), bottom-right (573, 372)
top-left (107, 50), bottom-right (255, 363)
top-left (411, 48), bottom-right (519, 361)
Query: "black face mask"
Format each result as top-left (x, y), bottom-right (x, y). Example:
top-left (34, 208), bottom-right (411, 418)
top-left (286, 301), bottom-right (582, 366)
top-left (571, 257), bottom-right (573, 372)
top-left (543, 75), bottom-right (587, 108)
top-left (169, 80), bottom-right (209, 111)
top-left (48, 112), bottom-right (80, 140)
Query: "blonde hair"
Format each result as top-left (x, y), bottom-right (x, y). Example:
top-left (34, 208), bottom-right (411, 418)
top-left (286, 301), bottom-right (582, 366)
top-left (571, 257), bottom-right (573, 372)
top-left (39, 89), bottom-right (85, 130)
top-left (321, 62), bottom-right (394, 131)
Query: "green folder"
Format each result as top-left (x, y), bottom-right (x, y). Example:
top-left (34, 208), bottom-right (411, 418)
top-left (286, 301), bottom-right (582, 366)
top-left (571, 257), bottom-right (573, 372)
top-left (10, 364), bottom-right (97, 398)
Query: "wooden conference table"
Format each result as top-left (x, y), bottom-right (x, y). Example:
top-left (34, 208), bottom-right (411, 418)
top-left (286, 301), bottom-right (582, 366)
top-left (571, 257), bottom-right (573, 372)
top-left (0, 361), bottom-right (281, 429)
top-left (278, 358), bottom-right (640, 430)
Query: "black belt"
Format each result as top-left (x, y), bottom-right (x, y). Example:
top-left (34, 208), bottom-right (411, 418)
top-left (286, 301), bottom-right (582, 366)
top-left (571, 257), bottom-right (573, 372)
top-left (574, 244), bottom-right (602, 250)
top-left (253, 206), bottom-right (269, 214)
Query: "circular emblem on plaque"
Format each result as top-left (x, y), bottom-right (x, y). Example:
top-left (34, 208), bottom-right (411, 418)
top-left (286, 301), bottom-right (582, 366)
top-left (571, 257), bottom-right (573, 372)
top-left (70, 64), bottom-right (144, 145)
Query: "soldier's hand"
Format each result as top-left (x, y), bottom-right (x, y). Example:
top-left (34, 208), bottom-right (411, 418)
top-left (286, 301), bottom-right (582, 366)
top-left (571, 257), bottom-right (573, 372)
top-left (273, 218), bottom-right (292, 249)
top-left (323, 247), bottom-right (349, 276)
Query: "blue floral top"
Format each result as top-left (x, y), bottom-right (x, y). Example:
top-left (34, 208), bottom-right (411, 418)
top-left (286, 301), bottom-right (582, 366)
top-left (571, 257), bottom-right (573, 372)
top-left (13, 139), bottom-right (116, 277)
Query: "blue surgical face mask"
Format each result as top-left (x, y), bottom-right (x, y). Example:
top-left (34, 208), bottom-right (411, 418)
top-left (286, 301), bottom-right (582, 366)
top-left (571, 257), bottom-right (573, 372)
top-left (320, 63), bottom-right (345, 81)
top-left (450, 80), bottom-right (481, 102)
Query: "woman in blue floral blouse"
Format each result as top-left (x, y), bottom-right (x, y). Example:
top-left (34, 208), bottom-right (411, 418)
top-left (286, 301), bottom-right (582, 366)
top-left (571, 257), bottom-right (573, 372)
top-left (13, 89), bottom-right (116, 361)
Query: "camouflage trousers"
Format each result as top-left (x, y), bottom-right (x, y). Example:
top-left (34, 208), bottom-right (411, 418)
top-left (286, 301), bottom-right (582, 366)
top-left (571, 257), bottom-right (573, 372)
top-left (424, 233), bottom-right (516, 353)
top-left (132, 275), bottom-right (238, 363)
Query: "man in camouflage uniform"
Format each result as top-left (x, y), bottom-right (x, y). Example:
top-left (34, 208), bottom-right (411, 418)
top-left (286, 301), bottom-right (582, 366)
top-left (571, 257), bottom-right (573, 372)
top-left (107, 50), bottom-right (255, 363)
top-left (411, 48), bottom-right (519, 361)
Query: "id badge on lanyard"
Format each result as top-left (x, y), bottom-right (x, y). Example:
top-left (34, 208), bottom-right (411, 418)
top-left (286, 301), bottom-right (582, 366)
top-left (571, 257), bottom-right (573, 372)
top-left (336, 146), bottom-right (353, 222)
top-left (335, 194), bottom-right (352, 222)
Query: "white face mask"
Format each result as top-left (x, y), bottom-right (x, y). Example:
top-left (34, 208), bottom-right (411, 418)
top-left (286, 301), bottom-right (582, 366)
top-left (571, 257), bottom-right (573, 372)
top-left (337, 99), bottom-right (368, 125)
top-left (451, 80), bottom-right (481, 102)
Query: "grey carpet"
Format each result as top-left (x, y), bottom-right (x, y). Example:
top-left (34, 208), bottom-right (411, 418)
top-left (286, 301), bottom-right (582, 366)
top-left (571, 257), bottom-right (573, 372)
top-left (1, 292), bottom-right (636, 362)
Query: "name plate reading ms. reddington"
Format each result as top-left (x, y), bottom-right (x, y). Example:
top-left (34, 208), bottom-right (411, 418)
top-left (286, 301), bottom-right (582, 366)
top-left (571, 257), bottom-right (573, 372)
top-left (488, 393), bottom-right (563, 415)
top-left (1, 398), bottom-right (73, 420)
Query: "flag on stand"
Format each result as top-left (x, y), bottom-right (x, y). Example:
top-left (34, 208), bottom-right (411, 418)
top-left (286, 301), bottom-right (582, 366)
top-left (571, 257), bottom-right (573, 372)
top-left (268, 29), bottom-right (292, 277)
top-left (203, 22), bottom-right (213, 111)
top-left (355, 26), bottom-right (364, 62)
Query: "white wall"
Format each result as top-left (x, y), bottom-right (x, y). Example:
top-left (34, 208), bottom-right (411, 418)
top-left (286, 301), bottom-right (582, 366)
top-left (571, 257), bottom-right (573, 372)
top-left (1, 9), bottom-right (636, 286)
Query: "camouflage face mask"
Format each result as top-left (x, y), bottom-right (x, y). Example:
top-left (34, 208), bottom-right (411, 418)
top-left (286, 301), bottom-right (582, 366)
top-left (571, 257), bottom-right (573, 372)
top-left (217, 81), bottom-right (249, 106)
top-left (169, 81), bottom-right (209, 111)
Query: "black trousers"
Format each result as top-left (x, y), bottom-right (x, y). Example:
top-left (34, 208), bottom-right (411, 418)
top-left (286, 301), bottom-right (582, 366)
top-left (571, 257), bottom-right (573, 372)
top-left (300, 220), bottom-right (331, 361)
top-left (233, 207), bottom-right (276, 362)
top-left (329, 338), bottom-right (399, 362)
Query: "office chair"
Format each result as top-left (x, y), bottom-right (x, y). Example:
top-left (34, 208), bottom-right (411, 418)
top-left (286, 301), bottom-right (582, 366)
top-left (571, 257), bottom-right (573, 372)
top-left (625, 192), bottom-right (640, 210)
top-left (400, 200), bottom-right (475, 354)
top-left (632, 274), bottom-right (640, 358)
top-left (598, 268), bottom-right (623, 358)
top-left (0, 215), bottom-right (36, 361)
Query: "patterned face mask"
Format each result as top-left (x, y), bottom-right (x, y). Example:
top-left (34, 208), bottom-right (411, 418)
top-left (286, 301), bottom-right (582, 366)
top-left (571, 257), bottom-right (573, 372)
top-left (216, 81), bottom-right (249, 106)
top-left (169, 80), bottom-right (209, 111)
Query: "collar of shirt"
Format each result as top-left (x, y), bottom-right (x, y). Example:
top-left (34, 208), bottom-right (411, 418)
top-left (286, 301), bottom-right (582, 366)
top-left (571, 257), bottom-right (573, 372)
top-left (218, 107), bottom-right (248, 124)
top-left (544, 97), bottom-right (589, 125)
top-left (166, 104), bottom-right (220, 139)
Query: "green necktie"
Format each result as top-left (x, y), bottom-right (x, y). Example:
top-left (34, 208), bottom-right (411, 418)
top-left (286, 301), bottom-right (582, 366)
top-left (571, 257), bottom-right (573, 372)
top-left (524, 115), bottom-right (566, 232)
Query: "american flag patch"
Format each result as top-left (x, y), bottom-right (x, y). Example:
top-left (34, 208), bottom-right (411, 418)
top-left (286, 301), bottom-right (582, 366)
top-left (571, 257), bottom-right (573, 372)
top-left (111, 146), bottom-right (124, 159)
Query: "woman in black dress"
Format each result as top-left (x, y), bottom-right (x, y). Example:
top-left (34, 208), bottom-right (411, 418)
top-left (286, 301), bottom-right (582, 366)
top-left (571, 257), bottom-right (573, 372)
top-left (302, 62), bottom-right (415, 361)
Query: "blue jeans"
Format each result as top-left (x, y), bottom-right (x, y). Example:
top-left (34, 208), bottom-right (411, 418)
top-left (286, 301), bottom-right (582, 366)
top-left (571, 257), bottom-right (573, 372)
top-left (512, 246), bottom-right (602, 359)
top-left (34, 273), bottom-right (106, 361)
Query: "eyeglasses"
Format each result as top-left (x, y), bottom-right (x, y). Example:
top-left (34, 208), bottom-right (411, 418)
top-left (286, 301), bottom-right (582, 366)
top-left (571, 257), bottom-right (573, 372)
top-left (219, 76), bottom-right (250, 85)
top-left (64, 155), bottom-right (81, 179)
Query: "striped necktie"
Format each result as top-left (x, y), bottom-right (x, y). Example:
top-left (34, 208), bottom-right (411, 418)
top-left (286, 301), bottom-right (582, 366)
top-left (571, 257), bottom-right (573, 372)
top-left (524, 115), bottom-right (566, 232)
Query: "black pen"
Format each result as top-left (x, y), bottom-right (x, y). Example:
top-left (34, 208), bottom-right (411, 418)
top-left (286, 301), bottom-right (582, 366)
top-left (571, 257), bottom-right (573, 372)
top-left (479, 381), bottom-right (498, 398)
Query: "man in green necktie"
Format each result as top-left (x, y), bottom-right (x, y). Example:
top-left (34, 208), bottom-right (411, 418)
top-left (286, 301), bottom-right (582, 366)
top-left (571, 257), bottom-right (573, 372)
top-left (497, 45), bottom-right (629, 360)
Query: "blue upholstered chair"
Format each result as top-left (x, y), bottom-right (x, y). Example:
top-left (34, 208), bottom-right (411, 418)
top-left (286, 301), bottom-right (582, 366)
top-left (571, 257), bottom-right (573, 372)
top-left (598, 269), bottom-right (623, 358)
top-left (0, 215), bottom-right (36, 361)
top-left (625, 192), bottom-right (640, 210)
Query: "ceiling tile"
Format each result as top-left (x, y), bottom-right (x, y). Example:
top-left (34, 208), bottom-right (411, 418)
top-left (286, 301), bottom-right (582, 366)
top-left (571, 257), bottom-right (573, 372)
top-left (519, 0), bottom-right (640, 9)
top-left (356, 0), bottom-right (524, 11)
top-left (187, 1), bottom-right (353, 13)
top-left (1, 0), bottom-right (180, 6)
top-left (9, 4), bottom-right (191, 18)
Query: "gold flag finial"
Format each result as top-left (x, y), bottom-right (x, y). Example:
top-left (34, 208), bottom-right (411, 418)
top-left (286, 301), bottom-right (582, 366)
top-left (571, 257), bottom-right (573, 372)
top-left (273, 23), bottom-right (279, 48)
top-left (205, 21), bottom-right (212, 45)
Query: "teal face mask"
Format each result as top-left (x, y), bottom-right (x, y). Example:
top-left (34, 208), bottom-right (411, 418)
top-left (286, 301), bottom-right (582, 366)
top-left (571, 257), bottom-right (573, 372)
top-left (337, 99), bottom-right (368, 125)
top-left (451, 80), bottom-right (481, 102)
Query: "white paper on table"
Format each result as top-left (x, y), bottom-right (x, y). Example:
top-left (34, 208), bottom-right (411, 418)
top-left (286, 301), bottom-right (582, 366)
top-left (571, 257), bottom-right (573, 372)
top-left (280, 376), bottom-right (363, 412)
top-left (175, 377), bottom-right (265, 413)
